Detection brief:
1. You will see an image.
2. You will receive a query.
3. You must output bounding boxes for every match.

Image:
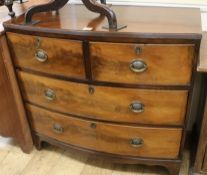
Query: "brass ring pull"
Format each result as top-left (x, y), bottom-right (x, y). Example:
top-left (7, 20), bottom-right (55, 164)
top-left (35, 49), bottom-right (48, 62)
top-left (44, 89), bottom-right (56, 101)
top-left (129, 60), bottom-right (147, 73)
top-left (130, 138), bottom-right (144, 148)
top-left (130, 102), bottom-right (144, 113)
top-left (53, 123), bottom-right (64, 134)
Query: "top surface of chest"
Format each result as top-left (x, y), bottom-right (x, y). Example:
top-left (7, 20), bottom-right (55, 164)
top-left (3, 4), bottom-right (202, 38)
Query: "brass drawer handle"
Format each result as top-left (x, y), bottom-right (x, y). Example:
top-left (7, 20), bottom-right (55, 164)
top-left (44, 89), bottom-right (56, 101)
top-left (130, 138), bottom-right (144, 148)
top-left (53, 123), bottom-right (64, 134)
top-left (35, 49), bottom-right (48, 62)
top-left (129, 60), bottom-right (147, 73)
top-left (130, 102), bottom-right (144, 113)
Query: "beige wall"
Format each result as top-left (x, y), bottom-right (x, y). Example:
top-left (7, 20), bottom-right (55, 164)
top-left (116, 0), bottom-right (207, 4)
top-left (72, 0), bottom-right (207, 8)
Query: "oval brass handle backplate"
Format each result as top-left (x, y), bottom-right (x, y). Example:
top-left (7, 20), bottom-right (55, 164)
top-left (130, 102), bottom-right (144, 113)
top-left (130, 138), bottom-right (144, 148)
top-left (129, 59), bottom-right (147, 73)
top-left (53, 123), bottom-right (64, 134)
top-left (35, 49), bottom-right (48, 62)
top-left (44, 89), bottom-right (56, 101)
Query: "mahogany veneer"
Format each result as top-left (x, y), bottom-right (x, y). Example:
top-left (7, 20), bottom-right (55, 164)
top-left (8, 33), bottom-right (85, 79)
top-left (91, 42), bottom-right (195, 85)
top-left (0, 35), bottom-right (32, 152)
top-left (0, 0), bottom-right (50, 153)
top-left (27, 104), bottom-right (182, 159)
top-left (3, 4), bottom-right (202, 175)
top-left (18, 71), bottom-right (188, 126)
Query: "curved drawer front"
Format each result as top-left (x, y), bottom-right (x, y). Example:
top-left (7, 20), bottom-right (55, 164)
top-left (7, 33), bottom-right (85, 79)
top-left (19, 71), bottom-right (188, 125)
top-left (90, 42), bottom-right (195, 85)
top-left (27, 104), bottom-right (182, 159)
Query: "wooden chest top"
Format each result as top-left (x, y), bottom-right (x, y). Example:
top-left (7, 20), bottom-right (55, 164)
top-left (3, 4), bottom-right (202, 41)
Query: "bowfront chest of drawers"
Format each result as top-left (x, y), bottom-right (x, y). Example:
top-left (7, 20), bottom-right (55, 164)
top-left (3, 4), bottom-right (202, 175)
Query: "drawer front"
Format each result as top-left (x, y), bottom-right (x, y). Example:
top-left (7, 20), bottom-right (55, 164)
top-left (19, 71), bottom-right (188, 125)
top-left (90, 42), bottom-right (195, 85)
top-left (7, 33), bottom-right (85, 79)
top-left (27, 104), bottom-right (182, 159)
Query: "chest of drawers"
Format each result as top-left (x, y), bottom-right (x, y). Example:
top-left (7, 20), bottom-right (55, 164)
top-left (3, 4), bottom-right (202, 175)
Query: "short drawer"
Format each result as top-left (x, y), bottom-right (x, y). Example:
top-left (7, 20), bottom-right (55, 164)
top-left (27, 104), bottom-right (182, 159)
top-left (7, 33), bottom-right (85, 79)
top-left (19, 71), bottom-right (188, 126)
top-left (90, 42), bottom-right (195, 85)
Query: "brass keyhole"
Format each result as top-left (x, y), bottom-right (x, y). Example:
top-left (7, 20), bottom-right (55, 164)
top-left (90, 123), bottom-right (97, 129)
top-left (135, 46), bottom-right (142, 55)
top-left (36, 37), bottom-right (42, 49)
top-left (89, 86), bottom-right (95, 94)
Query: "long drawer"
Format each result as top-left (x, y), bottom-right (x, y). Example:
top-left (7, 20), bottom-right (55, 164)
top-left (27, 104), bottom-right (182, 159)
top-left (7, 33), bottom-right (85, 79)
top-left (90, 42), bottom-right (195, 85)
top-left (18, 71), bottom-right (188, 125)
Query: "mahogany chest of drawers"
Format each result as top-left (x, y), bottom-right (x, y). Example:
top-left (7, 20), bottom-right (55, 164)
top-left (3, 4), bottom-right (202, 175)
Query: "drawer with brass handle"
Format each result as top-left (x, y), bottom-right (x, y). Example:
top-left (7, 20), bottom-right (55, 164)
top-left (90, 42), bottom-right (195, 85)
top-left (18, 71), bottom-right (188, 126)
top-left (7, 33), bottom-right (85, 79)
top-left (27, 104), bottom-right (182, 159)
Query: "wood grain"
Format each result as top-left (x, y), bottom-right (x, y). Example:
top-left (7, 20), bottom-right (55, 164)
top-left (18, 71), bottom-right (188, 126)
top-left (201, 148), bottom-right (207, 172)
top-left (2, 4), bottom-right (201, 174)
top-left (91, 42), bottom-right (195, 85)
top-left (0, 35), bottom-right (33, 153)
top-left (27, 104), bottom-right (182, 159)
top-left (7, 33), bottom-right (85, 79)
top-left (0, 36), bottom-right (17, 137)
top-left (3, 5), bottom-right (201, 35)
